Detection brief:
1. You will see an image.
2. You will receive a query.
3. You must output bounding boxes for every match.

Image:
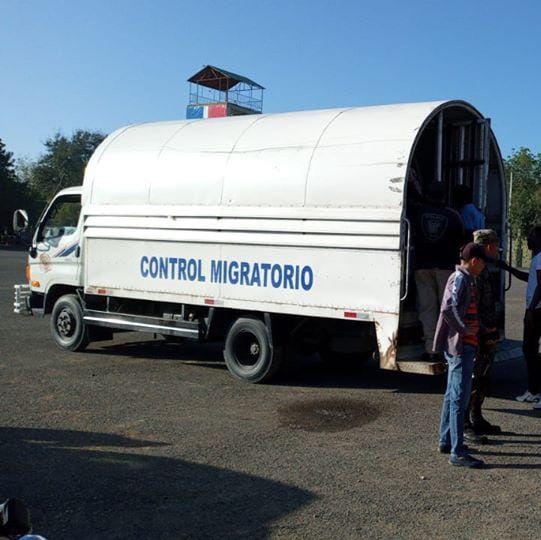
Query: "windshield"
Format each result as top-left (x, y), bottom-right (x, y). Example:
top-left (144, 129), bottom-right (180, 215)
top-left (37, 194), bottom-right (81, 248)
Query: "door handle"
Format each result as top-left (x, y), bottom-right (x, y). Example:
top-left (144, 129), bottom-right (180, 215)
top-left (400, 217), bottom-right (412, 301)
top-left (505, 225), bottom-right (512, 291)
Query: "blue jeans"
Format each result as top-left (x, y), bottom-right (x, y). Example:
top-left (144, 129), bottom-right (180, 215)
top-left (439, 345), bottom-right (477, 457)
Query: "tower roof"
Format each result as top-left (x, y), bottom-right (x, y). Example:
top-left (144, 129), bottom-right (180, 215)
top-left (188, 65), bottom-right (264, 91)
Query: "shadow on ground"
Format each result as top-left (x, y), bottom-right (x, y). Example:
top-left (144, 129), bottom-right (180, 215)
top-left (84, 336), bottom-right (529, 399)
top-left (86, 337), bottom-right (449, 394)
top-left (86, 338), bottom-right (226, 369)
top-left (0, 245), bottom-right (29, 252)
top-left (0, 427), bottom-right (314, 539)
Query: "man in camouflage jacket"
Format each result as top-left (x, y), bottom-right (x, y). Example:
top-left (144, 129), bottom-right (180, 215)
top-left (465, 229), bottom-right (502, 438)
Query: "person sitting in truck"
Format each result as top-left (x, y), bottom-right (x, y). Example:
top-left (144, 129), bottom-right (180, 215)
top-left (410, 182), bottom-right (466, 361)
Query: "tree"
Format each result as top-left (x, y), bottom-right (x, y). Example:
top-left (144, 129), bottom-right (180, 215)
top-left (28, 130), bottom-right (106, 201)
top-left (0, 137), bottom-right (22, 233)
top-left (505, 147), bottom-right (541, 265)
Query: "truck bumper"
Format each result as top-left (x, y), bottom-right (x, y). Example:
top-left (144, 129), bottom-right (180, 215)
top-left (13, 284), bottom-right (33, 315)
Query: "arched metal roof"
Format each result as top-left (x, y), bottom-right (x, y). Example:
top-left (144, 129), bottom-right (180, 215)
top-left (84, 100), bottom-right (493, 219)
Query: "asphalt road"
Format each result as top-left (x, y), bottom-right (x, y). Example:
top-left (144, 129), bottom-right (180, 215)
top-left (1, 248), bottom-right (540, 539)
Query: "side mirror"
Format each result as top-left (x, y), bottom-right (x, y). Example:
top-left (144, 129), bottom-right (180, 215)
top-left (13, 209), bottom-right (29, 233)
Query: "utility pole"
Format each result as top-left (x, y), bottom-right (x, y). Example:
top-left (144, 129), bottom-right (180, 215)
top-left (509, 169), bottom-right (523, 267)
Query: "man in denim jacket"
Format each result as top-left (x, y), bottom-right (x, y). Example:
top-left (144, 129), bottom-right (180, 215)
top-left (434, 242), bottom-right (488, 468)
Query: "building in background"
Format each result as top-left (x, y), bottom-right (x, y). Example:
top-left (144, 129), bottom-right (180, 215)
top-left (186, 65), bottom-right (264, 119)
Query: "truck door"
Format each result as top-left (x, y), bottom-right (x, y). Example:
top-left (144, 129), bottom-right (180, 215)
top-left (31, 193), bottom-right (83, 292)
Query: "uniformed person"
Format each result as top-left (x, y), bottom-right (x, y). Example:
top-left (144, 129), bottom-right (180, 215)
top-left (410, 183), bottom-right (465, 360)
top-left (464, 229), bottom-right (502, 440)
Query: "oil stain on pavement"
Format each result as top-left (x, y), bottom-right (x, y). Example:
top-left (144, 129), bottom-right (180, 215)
top-left (278, 399), bottom-right (382, 433)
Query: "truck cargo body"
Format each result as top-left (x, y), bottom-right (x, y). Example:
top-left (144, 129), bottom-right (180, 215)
top-left (17, 100), bottom-right (511, 381)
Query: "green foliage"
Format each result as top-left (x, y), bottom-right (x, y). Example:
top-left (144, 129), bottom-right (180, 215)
top-left (0, 137), bottom-right (25, 232)
top-left (505, 147), bottom-right (541, 266)
top-left (505, 147), bottom-right (540, 231)
top-left (10, 130), bottom-right (106, 228)
top-left (28, 130), bottom-right (106, 201)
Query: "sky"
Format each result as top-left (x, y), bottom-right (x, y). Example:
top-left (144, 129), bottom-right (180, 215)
top-left (1, 0), bottom-right (540, 162)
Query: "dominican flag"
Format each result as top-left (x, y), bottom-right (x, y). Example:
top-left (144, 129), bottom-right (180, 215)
top-left (186, 104), bottom-right (228, 119)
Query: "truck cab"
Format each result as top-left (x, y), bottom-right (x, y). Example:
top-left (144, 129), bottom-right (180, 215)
top-left (16, 187), bottom-right (83, 318)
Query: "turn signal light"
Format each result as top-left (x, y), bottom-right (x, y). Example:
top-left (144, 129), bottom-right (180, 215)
top-left (31, 280), bottom-right (40, 288)
top-left (25, 264), bottom-right (30, 282)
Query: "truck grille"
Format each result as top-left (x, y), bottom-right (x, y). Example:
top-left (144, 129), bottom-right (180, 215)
top-left (13, 284), bottom-right (32, 315)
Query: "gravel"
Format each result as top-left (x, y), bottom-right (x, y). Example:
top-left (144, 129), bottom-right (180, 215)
top-left (1, 248), bottom-right (539, 539)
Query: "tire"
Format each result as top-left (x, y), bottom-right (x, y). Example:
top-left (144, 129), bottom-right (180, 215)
top-left (50, 294), bottom-right (89, 351)
top-left (224, 317), bottom-right (283, 383)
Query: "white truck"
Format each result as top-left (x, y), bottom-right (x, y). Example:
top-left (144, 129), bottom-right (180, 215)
top-left (14, 100), bottom-right (512, 382)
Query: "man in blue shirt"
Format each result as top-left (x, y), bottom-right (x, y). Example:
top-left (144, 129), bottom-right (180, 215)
top-left (455, 185), bottom-right (485, 241)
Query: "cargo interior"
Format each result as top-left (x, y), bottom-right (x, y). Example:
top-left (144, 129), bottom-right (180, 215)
top-left (397, 105), bottom-right (507, 374)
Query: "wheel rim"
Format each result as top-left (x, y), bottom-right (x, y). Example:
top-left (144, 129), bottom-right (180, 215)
top-left (56, 308), bottom-right (76, 339)
top-left (232, 330), bottom-right (262, 368)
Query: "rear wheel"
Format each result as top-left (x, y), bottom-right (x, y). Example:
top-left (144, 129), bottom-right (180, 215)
top-left (224, 317), bottom-right (283, 383)
top-left (50, 294), bottom-right (89, 351)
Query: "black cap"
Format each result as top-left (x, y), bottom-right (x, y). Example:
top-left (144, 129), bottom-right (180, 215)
top-left (460, 242), bottom-right (489, 262)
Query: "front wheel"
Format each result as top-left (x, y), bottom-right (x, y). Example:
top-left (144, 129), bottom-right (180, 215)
top-left (50, 294), bottom-right (89, 351)
top-left (224, 317), bottom-right (283, 383)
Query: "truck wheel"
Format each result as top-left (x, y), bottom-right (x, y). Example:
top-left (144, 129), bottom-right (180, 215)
top-left (224, 317), bottom-right (283, 383)
top-left (50, 294), bottom-right (89, 351)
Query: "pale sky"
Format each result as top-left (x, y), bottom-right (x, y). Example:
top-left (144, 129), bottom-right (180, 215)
top-left (1, 0), bottom-right (540, 161)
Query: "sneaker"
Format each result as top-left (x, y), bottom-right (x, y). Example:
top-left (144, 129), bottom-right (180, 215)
top-left (472, 418), bottom-right (502, 435)
top-left (533, 401), bottom-right (541, 410)
top-left (464, 428), bottom-right (489, 445)
top-left (449, 454), bottom-right (484, 468)
top-left (515, 390), bottom-right (541, 403)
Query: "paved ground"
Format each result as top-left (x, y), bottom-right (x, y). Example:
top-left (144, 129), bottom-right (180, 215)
top-left (1, 248), bottom-right (540, 539)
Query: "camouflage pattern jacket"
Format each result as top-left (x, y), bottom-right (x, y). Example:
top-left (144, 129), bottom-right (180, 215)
top-left (475, 266), bottom-right (497, 330)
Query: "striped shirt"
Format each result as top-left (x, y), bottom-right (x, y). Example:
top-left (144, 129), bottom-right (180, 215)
top-left (463, 283), bottom-right (479, 347)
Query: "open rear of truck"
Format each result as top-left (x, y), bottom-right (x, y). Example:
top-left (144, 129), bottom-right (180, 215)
top-left (396, 103), bottom-right (514, 373)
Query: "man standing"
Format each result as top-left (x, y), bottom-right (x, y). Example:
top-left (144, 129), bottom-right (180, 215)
top-left (435, 243), bottom-right (487, 468)
top-left (496, 227), bottom-right (541, 404)
top-left (411, 183), bottom-right (465, 361)
top-left (516, 227), bottom-right (541, 405)
top-left (464, 230), bottom-right (502, 440)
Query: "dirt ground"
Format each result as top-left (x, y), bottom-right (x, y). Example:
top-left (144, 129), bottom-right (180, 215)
top-left (1, 248), bottom-right (539, 539)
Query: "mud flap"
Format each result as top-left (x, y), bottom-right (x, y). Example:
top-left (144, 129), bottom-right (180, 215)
top-left (374, 313), bottom-right (399, 370)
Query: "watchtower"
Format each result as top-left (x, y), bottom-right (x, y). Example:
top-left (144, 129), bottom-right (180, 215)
top-left (186, 65), bottom-right (264, 119)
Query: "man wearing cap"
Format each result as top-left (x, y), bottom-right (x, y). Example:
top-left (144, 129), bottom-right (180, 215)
top-left (434, 242), bottom-right (487, 468)
top-left (463, 229), bottom-right (502, 440)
